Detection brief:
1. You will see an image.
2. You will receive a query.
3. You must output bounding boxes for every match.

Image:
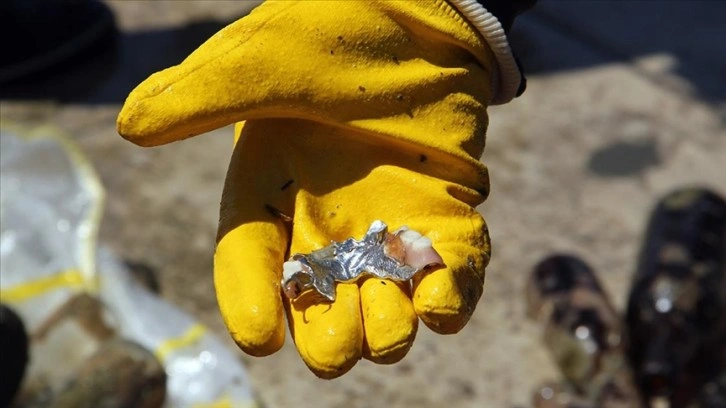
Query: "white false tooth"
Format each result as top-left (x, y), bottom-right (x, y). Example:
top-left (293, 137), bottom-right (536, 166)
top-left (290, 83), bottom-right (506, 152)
top-left (282, 260), bottom-right (303, 281)
top-left (400, 233), bottom-right (444, 270)
top-left (412, 236), bottom-right (433, 251)
top-left (398, 229), bottom-right (423, 246)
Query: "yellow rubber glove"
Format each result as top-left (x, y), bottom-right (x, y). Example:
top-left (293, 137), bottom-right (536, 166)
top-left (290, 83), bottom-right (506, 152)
top-left (118, 0), bottom-right (522, 378)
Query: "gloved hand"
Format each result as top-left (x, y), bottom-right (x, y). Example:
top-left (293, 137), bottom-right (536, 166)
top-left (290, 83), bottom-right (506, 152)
top-left (118, 0), bottom-right (525, 378)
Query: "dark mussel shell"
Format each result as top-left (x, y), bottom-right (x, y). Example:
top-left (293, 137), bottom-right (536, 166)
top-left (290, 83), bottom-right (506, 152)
top-left (0, 304), bottom-right (29, 407)
top-left (528, 255), bottom-right (641, 406)
top-left (626, 187), bottom-right (726, 406)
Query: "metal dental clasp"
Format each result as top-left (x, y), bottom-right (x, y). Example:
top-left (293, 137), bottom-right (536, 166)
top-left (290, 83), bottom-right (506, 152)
top-left (281, 220), bottom-right (444, 302)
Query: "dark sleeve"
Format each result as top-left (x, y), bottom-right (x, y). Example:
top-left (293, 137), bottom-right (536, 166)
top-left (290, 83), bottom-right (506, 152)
top-left (476, 0), bottom-right (537, 97)
top-left (476, 0), bottom-right (537, 33)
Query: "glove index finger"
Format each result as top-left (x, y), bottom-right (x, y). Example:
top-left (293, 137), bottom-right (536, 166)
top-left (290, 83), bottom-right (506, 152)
top-left (215, 220), bottom-right (288, 356)
top-left (215, 117), bottom-right (296, 357)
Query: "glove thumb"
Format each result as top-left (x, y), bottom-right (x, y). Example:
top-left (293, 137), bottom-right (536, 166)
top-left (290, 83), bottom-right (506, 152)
top-left (117, 2), bottom-right (303, 147)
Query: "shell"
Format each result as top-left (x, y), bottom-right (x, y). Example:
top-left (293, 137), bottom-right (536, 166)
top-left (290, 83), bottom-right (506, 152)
top-left (626, 187), bottom-right (726, 406)
top-left (527, 254), bottom-right (641, 406)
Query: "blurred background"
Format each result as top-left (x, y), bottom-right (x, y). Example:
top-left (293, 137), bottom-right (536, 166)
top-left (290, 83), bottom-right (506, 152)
top-left (1, 1), bottom-right (724, 407)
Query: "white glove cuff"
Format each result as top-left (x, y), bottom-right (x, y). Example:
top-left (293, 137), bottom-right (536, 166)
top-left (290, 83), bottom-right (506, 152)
top-left (448, 0), bottom-right (523, 105)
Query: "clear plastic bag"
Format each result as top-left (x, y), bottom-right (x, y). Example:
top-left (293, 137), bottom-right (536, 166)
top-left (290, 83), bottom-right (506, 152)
top-left (1, 123), bottom-right (258, 408)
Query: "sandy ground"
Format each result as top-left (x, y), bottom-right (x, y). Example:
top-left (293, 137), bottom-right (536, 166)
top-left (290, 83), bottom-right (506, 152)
top-left (2, 1), bottom-right (724, 407)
